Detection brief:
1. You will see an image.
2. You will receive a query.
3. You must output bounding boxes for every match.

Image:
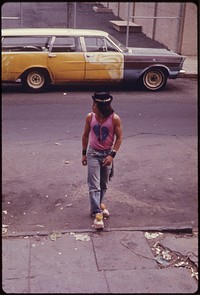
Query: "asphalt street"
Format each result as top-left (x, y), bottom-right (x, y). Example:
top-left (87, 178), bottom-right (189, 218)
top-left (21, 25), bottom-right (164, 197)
top-left (1, 0), bottom-right (198, 236)
top-left (2, 78), bottom-right (198, 234)
top-left (2, 79), bottom-right (198, 294)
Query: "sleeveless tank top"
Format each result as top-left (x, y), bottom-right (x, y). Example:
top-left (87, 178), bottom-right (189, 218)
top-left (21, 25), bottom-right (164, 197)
top-left (89, 112), bottom-right (115, 150)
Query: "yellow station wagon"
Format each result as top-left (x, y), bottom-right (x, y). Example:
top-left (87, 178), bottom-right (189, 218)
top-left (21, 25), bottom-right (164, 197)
top-left (1, 28), bottom-right (186, 92)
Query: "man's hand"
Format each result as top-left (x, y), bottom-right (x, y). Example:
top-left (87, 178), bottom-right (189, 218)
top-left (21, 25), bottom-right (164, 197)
top-left (82, 155), bottom-right (87, 166)
top-left (102, 155), bottom-right (113, 166)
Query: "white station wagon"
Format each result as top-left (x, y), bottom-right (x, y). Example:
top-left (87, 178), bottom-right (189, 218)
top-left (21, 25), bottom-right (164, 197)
top-left (1, 28), bottom-right (186, 92)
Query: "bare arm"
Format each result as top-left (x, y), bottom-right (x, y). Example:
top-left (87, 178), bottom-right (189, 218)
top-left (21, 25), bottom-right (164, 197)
top-left (81, 113), bottom-right (92, 166)
top-left (112, 114), bottom-right (123, 152)
top-left (102, 113), bottom-right (122, 166)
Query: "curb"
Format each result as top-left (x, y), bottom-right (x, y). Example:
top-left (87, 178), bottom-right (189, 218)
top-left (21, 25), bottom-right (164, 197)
top-left (2, 224), bottom-right (193, 238)
top-left (183, 73), bottom-right (198, 78)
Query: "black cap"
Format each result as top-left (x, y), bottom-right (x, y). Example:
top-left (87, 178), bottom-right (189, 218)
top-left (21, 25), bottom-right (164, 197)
top-left (92, 92), bottom-right (113, 104)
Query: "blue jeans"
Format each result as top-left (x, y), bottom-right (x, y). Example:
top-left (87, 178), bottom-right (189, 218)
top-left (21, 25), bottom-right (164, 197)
top-left (87, 145), bottom-right (112, 214)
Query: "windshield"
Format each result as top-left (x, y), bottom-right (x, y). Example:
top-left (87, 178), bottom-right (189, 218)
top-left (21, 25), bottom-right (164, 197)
top-left (108, 34), bottom-right (128, 52)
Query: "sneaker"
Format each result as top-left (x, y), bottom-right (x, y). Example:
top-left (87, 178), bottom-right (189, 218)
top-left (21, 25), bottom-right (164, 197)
top-left (100, 203), bottom-right (110, 218)
top-left (94, 213), bottom-right (104, 230)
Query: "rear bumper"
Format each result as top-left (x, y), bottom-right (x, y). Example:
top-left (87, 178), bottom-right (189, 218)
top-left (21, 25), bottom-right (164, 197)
top-left (169, 69), bottom-right (186, 79)
top-left (177, 69), bottom-right (186, 78)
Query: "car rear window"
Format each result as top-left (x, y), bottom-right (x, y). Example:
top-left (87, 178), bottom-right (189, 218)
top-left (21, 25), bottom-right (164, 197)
top-left (2, 36), bottom-right (50, 52)
top-left (51, 36), bottom-right (82, 52)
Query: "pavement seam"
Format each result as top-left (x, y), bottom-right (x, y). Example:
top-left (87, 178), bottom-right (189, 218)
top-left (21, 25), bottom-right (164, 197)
top-left (103, 270), bottom-right (111, 294)
top-left (90, 234), bottom-right (101, 272)
top-left (27, 239), bottom-right (32, 293)
top-left (120, 233), bottom-right (157, 262)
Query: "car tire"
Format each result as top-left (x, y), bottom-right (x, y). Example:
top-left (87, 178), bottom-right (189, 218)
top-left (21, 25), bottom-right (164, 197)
top-left (22, 69), bottom-right (49, 92)
top-left (142, 68), bottom-right (167, 91)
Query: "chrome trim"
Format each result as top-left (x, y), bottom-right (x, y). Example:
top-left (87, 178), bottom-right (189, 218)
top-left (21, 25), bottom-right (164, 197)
top-left (177, 69), bottom-right (186, 77)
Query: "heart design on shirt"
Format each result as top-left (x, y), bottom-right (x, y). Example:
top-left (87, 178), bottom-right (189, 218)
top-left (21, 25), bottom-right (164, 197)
top-left (93, 125), bottom-right (109, 142)
top-left (101, 126), bottom-right (109, 141)
top-left (93, 124), bottom-right (100, 138)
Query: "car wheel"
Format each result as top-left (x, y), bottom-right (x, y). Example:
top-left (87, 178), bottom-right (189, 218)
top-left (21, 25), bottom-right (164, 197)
top-left (142, 68), bottom-right (167, 91)
top-left (22, 69), bottom-right (49, 92)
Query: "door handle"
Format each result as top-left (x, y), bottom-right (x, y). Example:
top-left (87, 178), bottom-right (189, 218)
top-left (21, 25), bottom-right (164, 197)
top-left (48, 53), bottom-right (57, 58)
top-left (86, 54), bottom-right (94, 58)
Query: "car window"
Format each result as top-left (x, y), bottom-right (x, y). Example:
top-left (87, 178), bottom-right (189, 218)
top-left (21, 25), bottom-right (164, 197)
top-left (84, 37), bottom-right (107, 52)
top-left (84, 37), bottom-right (119, 52)
top-left (51, 36), bottom-right (81, 52)
top-left (104, 38), bottom-right (119, 52)
top-left (2, 36), bottom-right (49, 52)
top-left (108, 34), bottom-right (129, 52)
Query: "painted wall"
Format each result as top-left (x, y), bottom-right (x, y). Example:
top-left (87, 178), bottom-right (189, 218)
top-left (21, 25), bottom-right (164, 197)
top-left (101, 2), bottom-right (197, 56)
top-left (181, 2), bottom-right (197, 56)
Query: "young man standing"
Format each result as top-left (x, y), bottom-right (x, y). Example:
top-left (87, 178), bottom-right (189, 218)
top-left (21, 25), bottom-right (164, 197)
top-left (82, 92), bottom-right (122, 229)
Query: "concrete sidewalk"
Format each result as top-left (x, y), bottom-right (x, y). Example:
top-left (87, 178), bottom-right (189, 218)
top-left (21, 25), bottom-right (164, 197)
top-left (2, 230), bottom-right (198, 293)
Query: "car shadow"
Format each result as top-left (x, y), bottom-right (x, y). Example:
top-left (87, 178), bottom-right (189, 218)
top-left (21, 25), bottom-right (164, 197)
top-left (2, 82), bottom-right (143, 94)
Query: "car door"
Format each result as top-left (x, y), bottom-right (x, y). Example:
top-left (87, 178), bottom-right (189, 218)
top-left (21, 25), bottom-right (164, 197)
top-left (47, 36), bottom-right (85, 82)
top-left (83, 36), bottom-right (124, 81)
